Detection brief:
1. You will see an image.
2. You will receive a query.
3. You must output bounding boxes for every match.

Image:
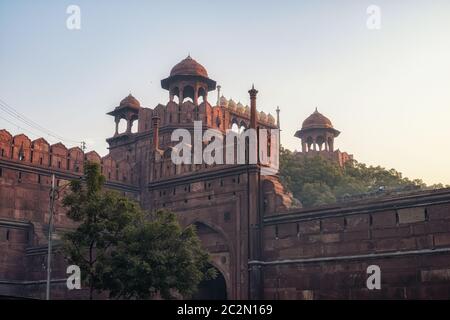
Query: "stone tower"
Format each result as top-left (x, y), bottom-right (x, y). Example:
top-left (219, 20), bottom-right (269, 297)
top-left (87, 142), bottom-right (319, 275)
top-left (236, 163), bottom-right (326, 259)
top-left (294, 108), bottom-right (353, 166)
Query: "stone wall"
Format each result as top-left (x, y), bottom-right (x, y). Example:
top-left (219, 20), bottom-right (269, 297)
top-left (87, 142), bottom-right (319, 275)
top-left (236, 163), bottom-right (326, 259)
top-left (261, 189), bottom-right (450, 299)
top-left (0, 130), bottom-right (139, 298)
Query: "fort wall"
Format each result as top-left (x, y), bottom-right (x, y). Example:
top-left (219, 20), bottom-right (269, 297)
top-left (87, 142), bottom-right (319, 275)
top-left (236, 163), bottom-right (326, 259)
top-left (261, 189), bottom-right (450, 299)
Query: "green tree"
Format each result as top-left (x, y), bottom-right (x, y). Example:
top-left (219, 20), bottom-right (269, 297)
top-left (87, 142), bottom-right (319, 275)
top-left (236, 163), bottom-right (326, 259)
top-left (300, 183), bottom-right (336, 207)
top-left (62, 162), bottom-right (212, 299)
top-left (102, 209), bottom-right (215, 299)
top-left (62, 162), bottom-right (137, 299)
top-left (279, 148), bottom-right (438, 208)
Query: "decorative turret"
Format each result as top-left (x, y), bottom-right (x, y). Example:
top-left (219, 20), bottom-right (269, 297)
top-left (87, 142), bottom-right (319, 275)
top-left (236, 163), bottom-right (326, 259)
top-left (228, 99), bottom-right (237, 111)
top-left (107, 94), bottom-right (141, 136)
top-left (294, 108), bottom-right (340, 152)
top-left (236, 102), bottom-right (245, 113)
top-left (219, 95), bottom-right (228, 107)
top-left (161, 55), bottom-right (216, 105)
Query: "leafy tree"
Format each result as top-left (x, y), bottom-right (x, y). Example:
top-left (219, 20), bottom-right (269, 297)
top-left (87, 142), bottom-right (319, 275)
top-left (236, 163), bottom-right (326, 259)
top-left (62, 162), bottom-right (137, 299)
top-left (279, 147), bottom-right (445, 208)
top-left (101, 209), bottom-right (215, 299)
top-left (300, 183), bottom-right (336, 207)
top-left (62, 162), bottom-right (213, 299)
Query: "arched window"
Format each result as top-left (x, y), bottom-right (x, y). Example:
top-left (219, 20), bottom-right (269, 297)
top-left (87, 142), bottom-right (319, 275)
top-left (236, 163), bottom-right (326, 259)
top-left (198, 87), bottom-right (206, 104)
top-left (316, 136), bottom-right (325, 151)
top-left (182, 85), bottom-right (195, 103)
top-left (170, 87), bottom-right (180, 103)
top-left (306, 136), bottom-right (313, 152)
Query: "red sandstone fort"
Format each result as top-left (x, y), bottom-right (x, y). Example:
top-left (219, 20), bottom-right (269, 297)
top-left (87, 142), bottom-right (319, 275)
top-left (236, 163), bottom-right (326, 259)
top-left (1, 57), bottom-right (450, 299)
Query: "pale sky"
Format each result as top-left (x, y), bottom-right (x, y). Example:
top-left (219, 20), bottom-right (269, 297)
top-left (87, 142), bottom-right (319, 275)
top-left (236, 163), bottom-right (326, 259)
top-left (0, 0), bottom-right (449, 185)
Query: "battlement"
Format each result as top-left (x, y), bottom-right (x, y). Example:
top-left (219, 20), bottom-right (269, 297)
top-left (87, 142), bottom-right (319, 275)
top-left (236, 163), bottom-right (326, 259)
top-left (0, 129), bottom-right (134, 187)
top-left (132, 99), bottom-right (278, 138)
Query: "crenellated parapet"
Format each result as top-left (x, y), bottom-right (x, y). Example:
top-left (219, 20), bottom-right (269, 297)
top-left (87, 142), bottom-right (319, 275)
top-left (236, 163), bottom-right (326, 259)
top-left (115, 95), bottom-right (277, 137)
top-left (0, 129), bottom-right (135, 187)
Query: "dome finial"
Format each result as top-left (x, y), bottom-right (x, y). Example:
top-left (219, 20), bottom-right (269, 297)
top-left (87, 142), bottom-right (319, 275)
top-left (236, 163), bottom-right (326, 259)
top-left (315, 107), bottom-right (318, 112)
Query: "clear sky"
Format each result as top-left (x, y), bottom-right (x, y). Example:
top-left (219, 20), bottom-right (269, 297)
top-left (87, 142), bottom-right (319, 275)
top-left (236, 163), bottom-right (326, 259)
top-left (0, 0), bottom-right (449, 185)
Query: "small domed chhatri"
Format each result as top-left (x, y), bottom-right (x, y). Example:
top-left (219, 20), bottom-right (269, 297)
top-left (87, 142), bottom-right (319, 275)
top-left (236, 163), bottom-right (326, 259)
top-left (294, 107), bottom-right (352, 167)
top-left (161, 55), bottom-right (216, 104)
top-left (219, 95), bottom-right (228, 107)
top-left (301, 107), bottom-right (333, 130)
top-left (228, 98), bottom-right (237, 111)
top-left (236, 102), bottom-right (245, 113)
top-left (107, 94), bottom-right (140, 136)
top-left (119, 94), bottom-right (141, 109)
top-left (169, 55), bottom-right (209, 78)
top-left (259, 111), bottom-right (267, 122)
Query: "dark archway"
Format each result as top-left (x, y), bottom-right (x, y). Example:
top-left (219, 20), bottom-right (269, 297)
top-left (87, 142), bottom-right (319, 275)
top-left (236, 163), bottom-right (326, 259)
top-left (191, 266), bottom-right (227, 300)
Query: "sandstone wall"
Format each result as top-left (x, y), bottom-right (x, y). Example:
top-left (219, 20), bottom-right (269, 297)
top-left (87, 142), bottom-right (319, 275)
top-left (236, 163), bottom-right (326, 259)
top-left (261, 189), bottom-right (450, 299)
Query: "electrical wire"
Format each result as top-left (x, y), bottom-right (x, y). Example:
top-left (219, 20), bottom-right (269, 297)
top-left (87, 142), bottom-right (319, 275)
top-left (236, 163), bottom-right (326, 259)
top-left (0, 98), bottom-right (84, 147)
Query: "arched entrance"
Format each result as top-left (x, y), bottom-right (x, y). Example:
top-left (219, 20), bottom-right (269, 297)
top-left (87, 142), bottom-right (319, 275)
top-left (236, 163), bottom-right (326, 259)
top-left (188, 221), bottom-right (232, 299)
top-left (192, 266), bottom-right (227, 300)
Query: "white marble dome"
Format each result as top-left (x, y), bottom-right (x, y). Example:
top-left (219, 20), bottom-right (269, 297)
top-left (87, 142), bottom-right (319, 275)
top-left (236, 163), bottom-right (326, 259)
top-left (236, 102), bottom-right (245, 113)
top-left (228, 99), bottom-right (237, 111)
top-left (219, 95), bottom-right (228, 107)
top-left (259, 111), bottom-right (267, 122)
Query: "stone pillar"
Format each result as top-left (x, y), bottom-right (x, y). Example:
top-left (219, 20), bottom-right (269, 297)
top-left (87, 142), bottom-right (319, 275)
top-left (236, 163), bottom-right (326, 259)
top-left (276, 106), bottom-right (280, 128)
top-left (249, 85), bottom-right (258, 130)
top-left (217, 85), bottom-right (221, 106)
top-left (247, 85), bottom-right (262, 300)
top-left (193, 86), bottom-right (199, 105)
top-left (179, 87), bottom-right (184, 104)
top-left (126, 116), bottom-right (132, 134)
top-left (152, 115), bottom-right (160, 151)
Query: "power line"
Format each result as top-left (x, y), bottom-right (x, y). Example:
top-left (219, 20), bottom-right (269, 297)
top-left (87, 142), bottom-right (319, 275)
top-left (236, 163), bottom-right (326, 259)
top-left (0, 98), bottom-right (84, 145)
top-left (0, 113), bottom-right (46, 140)
top-left (0, 98), bottom-right (81, 143)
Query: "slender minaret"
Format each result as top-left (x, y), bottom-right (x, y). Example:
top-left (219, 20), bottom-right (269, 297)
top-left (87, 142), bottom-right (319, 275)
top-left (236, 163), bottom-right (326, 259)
top-left (152, 115), bottom-right (160, 151)
top-left (216, 85), bottom-right (221, 106)
top-left (276, 106), bottom-right (280, 128)
top-left (247, 84), bottom-right (262, 300)
top-left (249, 84), bottom-right (258, 129)
top-left (276, 106), bottom-right (281, 148)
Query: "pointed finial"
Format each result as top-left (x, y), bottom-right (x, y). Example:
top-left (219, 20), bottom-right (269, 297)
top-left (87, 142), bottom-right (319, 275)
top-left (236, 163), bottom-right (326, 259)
top-left (252, 83), bottom-right (255, 90)
top-left (216, 85), bottom-right (222, 106)
top-left (315, 107), bottom-right (318, 112)
top-left (276, 106), bottom-right (281, 128)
